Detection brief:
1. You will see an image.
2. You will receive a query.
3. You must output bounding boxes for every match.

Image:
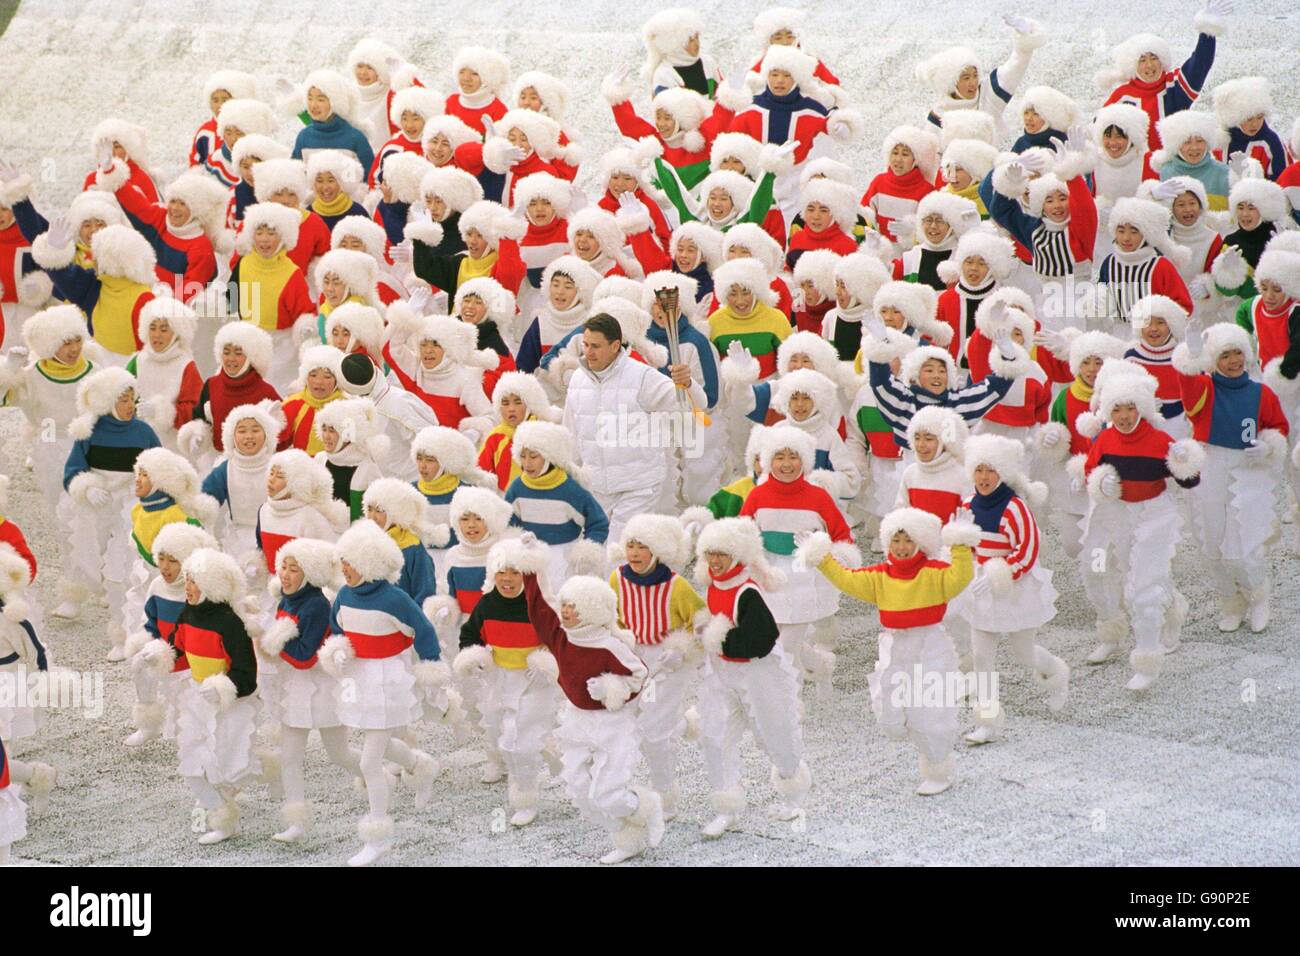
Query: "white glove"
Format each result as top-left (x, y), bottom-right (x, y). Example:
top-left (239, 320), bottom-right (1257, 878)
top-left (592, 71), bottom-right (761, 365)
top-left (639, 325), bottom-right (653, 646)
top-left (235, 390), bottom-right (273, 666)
top-left (517, 530), bottom-right (539, 548)
top-left (389, 241), bottom-right (413, 264)
top-left (993, 332), bottom-right (1017, 357)
top-left (617, 191), bottom-right (642, 213)
top-left (5, 345), bottom-right (28, 368)
top-left (94, 139), bottom-right (114, 172)
top-left (1014, 153), bottom-right (1046, 176)
top-left (1188, 275), bottom-right (1211, 301)
top-left (433, 605), bottom-right (451, 624)
top-left (1034, 328), bottom-right (1068, 355)
top-left (567, 185), bottom-right (589, 213)
top-left (86, 486), bottom-right (111, 508)
top-left (966, 575), bottom-right (992, 599)
top-left (1150, 178), bottom-right (1184, 202)
top-left (410, 203), bottom-right (433, 224)
top-left (407, 285), bottom-right (434, 315)
top-left (0, 160), bottom-right (20, 183)
top-left (480, 116), bottom-right (496, 140)
top-left (894, 215), bottom-right (917, 240)
top-left (1041, 428), bottom-right (1062, 448)
top-left (771, 140), bottom-right (799, 161)
top-left (1202, 0), bottom-right (1234, 20)
top-left (1003, 13), bottom-right (1033, 33)
top-left (725, 339), bottom-right (760, 377)
top-left (45, 215), bottom-right (73, 250)
top-left (864, 317), bottom-right (888, 342)
top-left (1099, 472), bottom-right (1121, 499)
top-left (497, 144), bottom-right (527, 167)
top-left (1186, 324), bottom-right (1206, 357)
top-left (1065, 124), bottom-right (1090, 156)
top-left (1242, 441), bottom-right (1269, 461)
top-left (1227, 152), bottom-right (1251, 179)
top-left (1216, 246), bottom-right (1244, 275)
top-left (726, 61), bottom-right (750, 93)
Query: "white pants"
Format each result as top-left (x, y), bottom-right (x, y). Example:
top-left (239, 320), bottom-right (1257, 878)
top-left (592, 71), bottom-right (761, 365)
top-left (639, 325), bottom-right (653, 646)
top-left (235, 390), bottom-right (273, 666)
top-left (269, 330), bottom-right (300, 394)
top-left (58, 485), bottom-right (133, 615)
top-left (676, 436), bottom-right (727, 509)
top-left (633, 642), bottom-right (697, 793)
top-left (698, 648), bottom-right (804, 794)
top-left (594, 484), bottom-right (662, 546)
top-left (1190, 446), bottom-right (1276, 598)
top-left (554, 703), bottom-right (640, 833)
top-left (868, 625), bottom-right (960, 762)
top-left (480, 665), bottom-right (558, 784)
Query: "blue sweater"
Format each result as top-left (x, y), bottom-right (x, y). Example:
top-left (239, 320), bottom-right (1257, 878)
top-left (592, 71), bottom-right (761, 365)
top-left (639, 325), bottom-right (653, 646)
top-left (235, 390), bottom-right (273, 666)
top-left (868, 359), bottom-right (1013, 448)
top-left (292, 114), bottom-right (375, 173)
top-left (398, 539), bottom-right (438, 606)
top-left (1158, 153), bottom-right (1231, 206)
top-left (275, 585), bottom-right (333, 665)
top-left (330, 578), bottom-right (440, 661)
top-left (63, 416), bottom-right (161, 489)
top-left (143, 586), bottom-right (186, 643)
top-left (646, 315), bottom-right (721, 408)
top-left (1226, 123), bottom-right (1291, 182)
top-left (505, 469), bottom-right (609, 545)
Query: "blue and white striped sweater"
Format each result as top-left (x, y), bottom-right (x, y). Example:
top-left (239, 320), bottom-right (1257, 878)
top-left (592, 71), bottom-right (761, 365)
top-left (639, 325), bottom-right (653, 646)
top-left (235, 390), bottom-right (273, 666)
top-left (868, 360), bottom-right (1012, 448)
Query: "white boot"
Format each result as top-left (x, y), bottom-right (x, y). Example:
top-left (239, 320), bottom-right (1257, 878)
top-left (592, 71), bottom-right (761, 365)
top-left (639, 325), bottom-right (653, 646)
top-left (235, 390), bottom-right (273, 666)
top-left (1245, 583), bottom-right (1270, 634)
top-left (916, 752), bottom-right (955, 796)
top-left (123, 701), bottom-right (165, 747)
top-left (51, 581), bottom-right (88, 620)
top-left (479, 755), bottom-right (506, 784)
top-left (1086, 616), bottom-right (1127, 664)
top-left (701, 787), bottom-right (745, 839)
top-left (1032, 648), bottom-right (1070, 713)
top-left (348, 814), bottom-right (394, 867)
top-left (1217, 591), bottom-right (1247, 633)
top-left (768, 761), bottom-right (812, 821)
top-left (508, 779), bottom-right (539, 827)
top-left (198, 800), bottom-right (240, 845)
top-left (105, 624), bottom-right (128, 663)
top-left (601, 820), bottom-right (649, 865)
top-left (600, 785), bottom-right (664, 864)
top-left (1161, 591), bottom-right (1189, 652)
top-left (1125, 649), bottom-right (1163, 692)
top-left (272, 800), bottom-right (311, 843)
top-left (964, 698), bottom-right (1005, 745)
top-left (405, 751), bottom-right (439, 809)
top-left (22, 762), bottom-right (57, 816)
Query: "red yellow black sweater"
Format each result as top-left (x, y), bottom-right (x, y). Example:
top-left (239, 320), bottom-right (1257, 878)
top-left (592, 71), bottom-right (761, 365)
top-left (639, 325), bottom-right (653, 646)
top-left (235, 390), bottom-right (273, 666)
top-left (458, 586), bottom-right (541, 670)
top-left (705, 562), bottom-right (780, 661)
top-left (173, 599), bottom-right (257, 696)
top-left (1083, 418), bottom-right (1198, 501)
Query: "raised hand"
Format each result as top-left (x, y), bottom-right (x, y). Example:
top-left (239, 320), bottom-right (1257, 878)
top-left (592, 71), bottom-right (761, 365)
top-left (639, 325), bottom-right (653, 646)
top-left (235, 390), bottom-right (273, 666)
top-left (45, 215), bottom-right (73, 250)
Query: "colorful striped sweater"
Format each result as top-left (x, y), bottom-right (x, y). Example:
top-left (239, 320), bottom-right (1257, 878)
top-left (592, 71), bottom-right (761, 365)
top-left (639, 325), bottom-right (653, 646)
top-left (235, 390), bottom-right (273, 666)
top-left (709, 302), bottom-right (792, 380)
top-left (739, 473), bottom-right (853, 557)
top-left (1083, 418), bottom-right (1199, 500)
top-left (330, 578), bottom-right (440, 661)
top-left (505, 467), bottom-right (609, 545)
top-left (816, 544), bottom-right (974, 630)
top-left (959, 484), bottom-right (1040, 579)
top-left (610, 562), bottom-right (705, 646)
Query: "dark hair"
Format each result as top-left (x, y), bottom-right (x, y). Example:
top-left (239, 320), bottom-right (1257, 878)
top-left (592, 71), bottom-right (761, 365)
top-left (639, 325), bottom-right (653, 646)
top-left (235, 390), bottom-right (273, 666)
top-left (1102, 124), bottom-right (1129, 141)
top-left (583, 313), bottom-right (623, 344)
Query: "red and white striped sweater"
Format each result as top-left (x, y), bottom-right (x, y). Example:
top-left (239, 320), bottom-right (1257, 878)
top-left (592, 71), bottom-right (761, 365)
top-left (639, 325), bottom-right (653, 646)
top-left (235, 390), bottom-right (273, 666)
top-left (956, 492), bottom-right (1040, 580)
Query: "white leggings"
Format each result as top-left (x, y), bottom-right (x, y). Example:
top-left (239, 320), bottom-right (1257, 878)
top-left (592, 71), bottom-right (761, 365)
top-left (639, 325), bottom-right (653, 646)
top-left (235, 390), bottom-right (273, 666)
top-left (278, 726), bottom-right (362, 805)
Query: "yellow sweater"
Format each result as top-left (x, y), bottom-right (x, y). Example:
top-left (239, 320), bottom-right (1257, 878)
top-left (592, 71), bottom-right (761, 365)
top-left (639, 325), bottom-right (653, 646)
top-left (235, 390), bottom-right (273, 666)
top-left (817, 545), bottom-right (973, 630)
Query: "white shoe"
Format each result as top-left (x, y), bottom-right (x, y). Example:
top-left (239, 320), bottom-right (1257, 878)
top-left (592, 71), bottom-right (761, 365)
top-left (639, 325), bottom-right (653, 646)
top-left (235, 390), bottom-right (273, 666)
top-left (197, 800), bottom-right (239, 844)
top-left (1246, 590), bottom-right (1270, 633)
top-left (409, 752), bottom-right (438, 809)
top-left (123, 728), bottom-right (156, 747)
top-left (507, 779), bottom-right (539, 826)
top-left (272, 824), bottom-right (307, 844)
top-left (51, 601), bottom-right (81, 620)
top-left (701, 813), bottom-right (737, 839)
top-left (348, 840), bottom-right (392, 867)
top-left (916, 753), bottom-right (955, 796)
top-left (479, 760), bottom-right (506, 784)
top-left (349, 815), bottom-right (394, 867)
top-left (767, 801), bottom-right (803, 821)
top-left (600, 844), bottom-right (643, 865)
top-left (1085, 642), bottom-right (1117, 664)
top-left (964, 725), bottom-right (999, 745)
top-left (198, 826), bottom-right (237, 845)
top-left (272, 801), bottom-right (311, 843)
top-left (1217, 593), bottom-right (1246, 632)
top-left (1125, 672), bottom-right (1156, 692)
top-left (916, 776), bottom-right (952, 796)
top-left (509, 807), bottom-right (537, 827)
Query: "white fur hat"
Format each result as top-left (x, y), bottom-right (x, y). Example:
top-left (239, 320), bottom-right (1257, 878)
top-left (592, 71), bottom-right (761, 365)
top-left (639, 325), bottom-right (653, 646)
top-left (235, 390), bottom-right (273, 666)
top-left (942, 139), bottom-right (999, 182)
top-left (1150, 109), bottom-right (1228, 169)
top-left (754, 6), bottom-right (805, 41)
top-left (305, 150), bottom-right (365, 194)
top-left (315, 397), bottom-right (390, 460)
top-left (641, 270), bottom-right (699, 316)
top-left (1019, 86), bottom-right (1082, 132)
top-left (557, 575), bottom-right (620, 628)
top-left (231, 133), bottom-right (290, 169)
top-left (879, 506), bottom-right (942, 558)
top-left (220, 400), bottom-right (287, 459)
top-left (899, 345), bottom-right (958, 387)
top-left (137, 297), bottom-right (197, 352)
top-left (491, 371), bottom-right (562, 423)
top-left (1095, 34), bottom-right (1172, 91)
top-left (777, 330), bottom-right (841, 378)
top-left (67, 190), bottom-right (125, 232)
top-left (600, 136), bottom-right (663, 185)
top-left (916, 191), bottom-right (982, 240)
top-left (596, 275), bottom-right (647, 306)
top-left (216, 98), bottom-right (277, 141)
top-left (760, 43), bottom-right (819, 92)
top-left (90, 118), bottom-right (149, 166)
top-left (268, 448), bottom-right (339, 509)
top-left (151, 521), bottom-right (217, 567)
top-left (939, 110), bottom-right (996, 146)
top-left (1067, 330), bottom-right (1128, 377)
top-left (1092, 102), bottom-right (1151, 156)
top-left (450, 486), bottom-right (514, 538)
top-left (974, 287), bottom-right (1037, 341)
top-left (165, 170), bottom-right (232, 244)
top-left (710, 132), bottom-right (765, 175)
top-left (874, 281), bottom-right (950, 347)
top-left (204, 69), bottom-right (257, 103)
top-left (214, 321), bottom-right (273, 378)
top-left (451, 45), bottom-right (511, 96)
top-left (619, 513), bottom-right (689, 568)
top-left (1129, 294), bottom-right (1190, 339)
top-left (363, 477), bottom-right (437, 539)
top-left (239, 202), bottom-right (301, 254)
top-left (884, 125), bottom-right (941, 182)
top-left (514, 71), bottom-right (571, 121)
top-left (325, 303), bottom-right (386, 359)
top-left (722, 223), bottom-right (784, 276)
top-left (134, 447), bottom-right (217, 524)
top-left (669, 222), bottom-right (723, 269)
top-left (330, 215), bottom-right (388, 261)
top-left (698, 166), bottom-right (758, 214)
top-left (90, 224), bottom-right (155, 285)
top-left (1255, 243), bottom-right (1300, 301)
top-left (315, 249), bottom-right (380, 307)
top-left (713, 257), bottom-right (777, 307)
top-left (1025, 174), bottom-right (1070, 218)
top-left (1145, 174), bottom-right (1210, 216)
top-left (420, 166), bottom-right (483, 213)
top-left (757, 423), bottom-right (817, 476)
top-left (423, 115), bottom-right (481, 153)
top-left (1093, 359), bottom-right (1161, 425)
top-left (799, 156), bottom-right (854, 188)
top-left (304, 69), bottom-right (359, 124)
top-left (641, 7), bottom-right (705, 76)
top-left (347, 38), bottom-right (402, 86)
top-left (1109, 197), bottom-right (1191, 270)
top-left (567, 207), bottom-right (635, 272)
top-left (512, 420), bottom-right (579, 473)
top-left (253, 158), bottom-right (309, 204)
top-left (915, 47), bottom-right (980, 99)
top-left (512, 172), bottom-right (572, 216)
top-left (68, 366), bottom-right (136, 439)
top-left (1229, 178), bottom-right (1287, 225)
top-left (906, 404), bottom-right (969, 456)
top-left (454, 276), bottom-right (516, 323)
top-left (492, 109), bottom-right (562, 162)
top-left (834, 252), bottom-right (892, 306)
top-left (1213, 76), bottom-right (1273, 129)
top-left (183, 548), bottom-right (246, 604)
top-left (22, 304), bottom-right (89, 360)
top-left (336, 519), bottom-right (404, 584)
top-left (382, 153), bottom-right (435, 204)
top-left (1201, 321), bottom-right (1255, 368)
top-left (799, 177), bottom-right (859, 232)
top-left (792, 248), bottom-right (841, 299)
top-left (458, 200), bottom-right (512, 249)
top-left (652, 88), bottom-right (712, 151)
top-left (541, 254), bottom-right (602, 307)
top-left (410, 425), bottom-right (496, 488)
top-left (963, 433), bottom-right (1046, 506)
top-left (275, 537), bottom-right (342, 590)
top-left (772, 368), bottom-right (839, 419)
top-left (694, 516), bottom-right (783, 591)
top-left (484, 535), bottom-right (548, 585)
top-left (295, 346), bottom-right (344, 389)
top-left (388, 86), bottom-right (443, 127)
top-left (951, 228), bottom-right (1016, 285)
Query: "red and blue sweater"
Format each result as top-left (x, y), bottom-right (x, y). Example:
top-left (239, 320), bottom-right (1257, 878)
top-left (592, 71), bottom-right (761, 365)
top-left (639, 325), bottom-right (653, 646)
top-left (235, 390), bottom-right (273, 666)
top-left (272, 585), bottom-right (333, 669)
top-left (1083, 418), bottom-right (1198, 501)
top-left (1176, 369), bottom-right (1288, 449)
top-left (329, 578), bottom-right (440, 661)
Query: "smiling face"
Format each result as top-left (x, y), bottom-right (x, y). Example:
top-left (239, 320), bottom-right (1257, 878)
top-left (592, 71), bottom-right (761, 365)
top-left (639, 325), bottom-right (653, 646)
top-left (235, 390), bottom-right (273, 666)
top-left (786, 354), bottom-right (815, 373)
top-left (572, 229), bottom-right (601, 261)
top-left (54, 337), bottom-right (84, 365)
top-left (400, 110), bottom-right (426, 140)
top-left (961, 255), bottom-right (990, 287)
top-left (306, 367), bottom-right (337, 400)
top-left (147, 318), bottom-right (175, 352)
top-left (624, 540), bottom-right (655, 575)
top-left (1113, 222), bottom-right (1144, 253)
top-left (233, 418), bottom-right (267, 456)
top-left (80, 217), bottom-right (107, 245)
top-left (674, 236), bottom-right (700, 272)
top-left (157, 552), bottom-right (182, 584)
top-left (221, 344), bottom-right (248, 376)
top-left (495, 567), bottom-right (523, 597)
top-left (918, 358), bottom-right (949, 395)
top-left (1177, 134), bottom-right (1207, 164)
top-left (306, 87), bottom-right (333, 122)
top-left (506, 126), bottom-right (532, 155)
top-left (581, 328), bottom-right (621, 372)
top-left (888, 143), bottom-right (916, 176)
top-left (322, 273), bottom-right (350, 307)
top-left (725, 283), bottom-right (755, 316)
top-left (499, 393), bottom-right (527, 427)
top-left (459, 292), bottom-right (486, 324)
top-left (253, 224), bottom-right (281, 257)
top-left (955, 66), bottom-right (980, 100)
top-left (1172, 191), bottom-right (1203, 226)
top-left (706, 187), bottom-right (735, 221)
top-left (209, 88), bottom-right (232, 118)
top-left (654, 109), bottom-right (677, 139)
top-left (184, 574), bottom-right (202, 605)
top-left (353, 63), bottom-right (379, 86)
top-left (526, 196), bottom-right (555, 226)
top-left (879, 305), bottom-right (906, 330)
top-left (1022, 107), bottom-right (1046, 135)
top-left (607, 170), bottom-right (637, 196)
top-left (166, 198), bottom-right (191, 229)
top-left (1216, 348), bottom-right (1246, 377)
top-left (921, 214), bottom-right (951, 245)
top-left (1258, 278), bottom-right (1289, 312)
top-left (314, 171), bottom-right (341, 203)
top-left (278, 554), bottom-right (305, 595)
top-left (1102, 126), bottom-right (1130, 159)
top-left (888, 530), bottom-right (918, 560)
top-left (458, 512), bottom-right (488, 543)
top-left (464, 228), bottom-right (489, 259)
top-left (1041, 190), bottom-right (1070, 223)
top-left (425, 133), bottom-right (453, 166)
top-left (705, 550), bottom-right (734, 577)
top-left (1236, 202), bottom-right (1261, 230)
top-left (767, 68), bottom-right (795, 96)
top-left (770, 447), bottom-right (803, 482)
top-left (1140, 315), bottom-right (1171, 347)
top-left (1135, 52), bottom-right (1164, 83)
top-left (133, 468), bottom-right (152, 498)
top-left (787, 392), bottom-right (815, 421)
top-left (972, 462), bottom-right (1001, 496)
top-left (548, 273), bottom-right (578, 310)
top-left (458, 67), bottom-right (482, 95)
top-left (517, 86), bottom-right (543, 112)
top-left (912, 431), bottom-right (940, 462)
top-left (1078, 354), bottom-right (1103, 387)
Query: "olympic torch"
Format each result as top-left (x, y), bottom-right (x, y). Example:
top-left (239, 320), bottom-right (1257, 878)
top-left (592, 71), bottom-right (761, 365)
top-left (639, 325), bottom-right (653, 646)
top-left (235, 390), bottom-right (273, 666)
top-left (653, 285), bottom-right (711, 427)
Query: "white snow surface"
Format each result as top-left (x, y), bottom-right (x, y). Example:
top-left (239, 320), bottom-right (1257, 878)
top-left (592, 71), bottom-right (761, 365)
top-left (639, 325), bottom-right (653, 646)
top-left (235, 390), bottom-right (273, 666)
top-left (0, 0), bottom-right (1299, 866)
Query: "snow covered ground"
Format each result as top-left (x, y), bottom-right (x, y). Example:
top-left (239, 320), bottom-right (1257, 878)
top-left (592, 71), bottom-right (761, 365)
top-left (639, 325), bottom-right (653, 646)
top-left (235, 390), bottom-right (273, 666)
top-left (1, 0), bottom-right (1299, 866)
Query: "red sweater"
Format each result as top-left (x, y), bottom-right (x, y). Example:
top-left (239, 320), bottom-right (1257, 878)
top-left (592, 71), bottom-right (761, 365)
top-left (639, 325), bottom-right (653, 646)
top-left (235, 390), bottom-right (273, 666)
top-left (1083, 418), bottom-right (1192, 501)
top-left (610, 99), bottom-right (734, 172)
top-left (861, 168), bottom-right (936, 242)
top-left (786, 223), bottom-right (855, 271)
top-left (199, 369), bottom-right (287, 452)
top-left (111, 182), bottom-right (216, 302)
top-left (443, 94), bottom-right (507, 134)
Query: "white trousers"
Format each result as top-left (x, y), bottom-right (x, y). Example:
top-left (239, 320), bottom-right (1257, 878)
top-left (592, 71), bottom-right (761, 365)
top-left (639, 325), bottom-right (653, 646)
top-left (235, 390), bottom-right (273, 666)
top-left (554, 702), bottom-right (640, 833)
top-left (633, 642), bottom-right (697, 793)
top-left (698, 648), bottom-right (804, 794)
top-left (868, 625), bottom-right (960, 762)
top-left (480, 665), bottom-right (558, 785)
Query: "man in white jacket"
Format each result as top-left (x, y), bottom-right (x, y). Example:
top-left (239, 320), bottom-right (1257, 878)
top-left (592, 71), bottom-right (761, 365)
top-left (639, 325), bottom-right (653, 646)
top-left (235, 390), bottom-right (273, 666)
top-left (562, 313), bottom-right (707, 540)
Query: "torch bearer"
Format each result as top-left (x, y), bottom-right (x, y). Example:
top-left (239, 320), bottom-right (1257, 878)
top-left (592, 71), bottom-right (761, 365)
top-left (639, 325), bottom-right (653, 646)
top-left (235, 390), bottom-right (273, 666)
top-left (653, 285), bottom-right (711, 427)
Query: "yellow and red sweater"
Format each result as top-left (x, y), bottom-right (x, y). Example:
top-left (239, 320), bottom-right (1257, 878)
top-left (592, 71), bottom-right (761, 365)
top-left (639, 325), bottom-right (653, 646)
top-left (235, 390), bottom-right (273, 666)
top-left (816, 545), bottom-right (973, 630)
